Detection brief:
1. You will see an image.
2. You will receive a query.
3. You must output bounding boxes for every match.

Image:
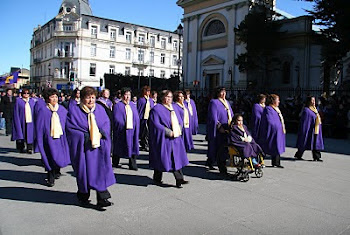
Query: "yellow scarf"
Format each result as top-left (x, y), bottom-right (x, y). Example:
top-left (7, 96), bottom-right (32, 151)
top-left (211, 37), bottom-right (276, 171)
top-left (23, 98), bottom-right (32, 123)
top-left (47, 103), bottom-right (63, 139)
top-left (163, 104), bottom-right (182, 138)
top-left (218, 98), bottom-right (232, 125)
top-left (143, 96), bottom-right (151, 120)
top-left (259, 103), bottom-right (266, 108)
top-left (176, 102), bottom-right (190, 129)
top-left (186, 99), bottom-right (193, 116)
top-left (271, 105), bottom-right (286, 134)
top-left (80, 104), bottom-right (101, 148)
top-left (123, 101), bottom-right (133, 130)
top-left (309, 106), bottom-right (322, 135)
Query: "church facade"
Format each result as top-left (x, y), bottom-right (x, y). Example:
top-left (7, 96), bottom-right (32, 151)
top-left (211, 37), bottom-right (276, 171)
top-left (30, 0), bottom-right (182, 90)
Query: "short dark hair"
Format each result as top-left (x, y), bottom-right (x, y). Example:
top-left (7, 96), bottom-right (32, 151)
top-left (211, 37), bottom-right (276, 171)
top-left (72, 88), bottom-right (80, 98)
top-left (160, 90), bottom-right (172, 103)
top-left (305, 96), bottom-right (315, 106)
top-left (215, 87), bottom-right (226, 98)
top-left (121, 87), bottom-right (132, 95)
top-left (234, 113), bottom-right (243, 124)
top-left (140, 86), bottom-right (151, 97)
top-left (80, 86), bottom-right (97, 99)
top-left (173, 90), bottom-right (184, 102)
top-left (184, 89), bottom-right (191, 96)
top-left (21, 88), bottom-right (30, 95)
top-left (43, 88), bottom-right (59, 103)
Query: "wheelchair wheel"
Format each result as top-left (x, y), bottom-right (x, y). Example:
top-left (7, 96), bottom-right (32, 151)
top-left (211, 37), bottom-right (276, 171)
top-left (239, 172), bottom-right (249, 182)
top-left (255, 167), bottom-right (263, 178)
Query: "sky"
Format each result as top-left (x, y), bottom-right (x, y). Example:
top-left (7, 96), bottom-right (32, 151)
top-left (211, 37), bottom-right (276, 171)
top-left (0, 0), bottom-right (315, 75)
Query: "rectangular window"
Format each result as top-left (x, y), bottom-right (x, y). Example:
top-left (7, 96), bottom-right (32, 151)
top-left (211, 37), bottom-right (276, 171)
top-left (160, 70), bottom-right (165, 78)
top-left (160, 53), bottom-right (165, 64)
top-left (125, 67), bottom-right (131, 76)
top-left (91, 26), bottom-right (97, 38)
top-left (110, 46), bottom-right (115, 58)
top-left (150, 36), bottom-right (155, 47)
top-left (126, 32), bottom-right (132, 43)
top-left (172, 55), bottom-right (178, 66)
top-left (161, 38), bottom-right (166, 49)
top-left (138, 49), bottom-right (144, 62)
top-left (173, 40), bottom-right (178, 51)
top-left (125, 48), bottom-right (131, 60)
top-left (149, 69), bottom-right (154, 77)
top-left (139, 69), bottom-right (144, 76)
top-left (138, 34), bottom-right (145, 44)
top-left (110, 29), bottom-right (116, 41)
top-left (63, 24), bottom-right (73, 31)
top-left (109, 65), bottom-right (115, 74)
top-left (150, 51), bottom-right (154, 63)
top-left (90, 63), bottom-right (96, 76)
top-left (91, 44), bottom-right (97, 57)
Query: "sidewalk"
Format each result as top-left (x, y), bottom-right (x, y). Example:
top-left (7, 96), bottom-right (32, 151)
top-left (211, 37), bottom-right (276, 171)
top-left (1, 129), bottom-right (350, 234)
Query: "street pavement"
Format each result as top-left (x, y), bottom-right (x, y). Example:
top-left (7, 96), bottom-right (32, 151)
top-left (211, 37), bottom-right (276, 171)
top-left (1, 128), bottom-right (350, 235)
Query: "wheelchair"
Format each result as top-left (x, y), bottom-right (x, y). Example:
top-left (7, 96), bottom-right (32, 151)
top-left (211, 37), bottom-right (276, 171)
top-left (218, 144), bottom-right (265, 182)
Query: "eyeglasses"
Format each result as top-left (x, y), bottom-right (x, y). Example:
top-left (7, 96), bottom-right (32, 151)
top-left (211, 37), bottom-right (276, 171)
top-left (165, 96), bottom-right (173, 98)
top-left (23, 92), bottom-right (29, 94)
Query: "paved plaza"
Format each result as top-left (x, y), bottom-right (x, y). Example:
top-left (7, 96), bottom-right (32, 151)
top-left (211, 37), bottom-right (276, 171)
top-left (1, 128), bottom-right (350, 235)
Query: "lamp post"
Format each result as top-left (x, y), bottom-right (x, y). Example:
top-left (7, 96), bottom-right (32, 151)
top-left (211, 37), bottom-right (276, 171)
top-left (228, 66), bottom-right (233, 91)
top-left (177, 24), bottom-right (183, 90)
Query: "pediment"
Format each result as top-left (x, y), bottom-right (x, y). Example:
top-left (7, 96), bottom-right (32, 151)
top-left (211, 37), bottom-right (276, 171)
top-left (201, 55), bottom-right (225, 66)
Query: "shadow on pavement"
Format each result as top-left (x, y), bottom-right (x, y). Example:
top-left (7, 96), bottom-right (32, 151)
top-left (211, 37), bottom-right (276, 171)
top-left (0, 147), bottom-right (19, 154)
top-left (0, 155), bottom-right (43, 167)
top-left (0, 169), bottom-right (47, 186)
top-left (115, 173), bottom-right (154, 187)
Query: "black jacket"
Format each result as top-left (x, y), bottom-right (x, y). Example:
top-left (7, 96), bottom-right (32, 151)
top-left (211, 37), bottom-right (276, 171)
top-left (0, 95), bottom-right (16, 119)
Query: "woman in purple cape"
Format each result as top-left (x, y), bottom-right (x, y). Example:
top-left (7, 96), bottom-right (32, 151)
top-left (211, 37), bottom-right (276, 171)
top-left (295, 96), bottom-right (324, 161)
top-left (66, 86), bottom-right (115, 208)
top-left (206, 87), bottom-right (234, 171)
top-left (137, 86), bottom-right (154, 151)
top-left (35, 88), bottom-right (70, 187)
top-left (149, 90), bottom-right (189, 188)
top-left (250, 94), bottom-right (266, 140)
top-left (257, 94), bottom-right (285, 168)
top-left (184, 89), bottom-right (199, 135)
top-left (11, 88), bottom-right (35, 153)
top-left (67, 88), bottom-right (80, 111)
top-left (173, 91), bottom-right (194, 152)
top-left (112, 87), bottom-right (140, 170)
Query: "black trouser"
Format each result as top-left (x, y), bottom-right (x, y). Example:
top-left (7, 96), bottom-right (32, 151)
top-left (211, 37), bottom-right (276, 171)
top-left (153, 169), bottom-right (184, 182)
top-left (16, 140), bottom-right (33, 152)
top-left (112, 155), bottom-right (138, 168)
top-left (77, 190), bottom-right (111, 202)
top-left (5, 117), bottom-right (12, 135)
top-left (295, 134), bottom-right (322, 160)
top-left (140, 120), bottom-right (149, 149)
top-left (216, 144), bottom-right (228, 174)
top-left (271, 154), bottom-right (281, 166)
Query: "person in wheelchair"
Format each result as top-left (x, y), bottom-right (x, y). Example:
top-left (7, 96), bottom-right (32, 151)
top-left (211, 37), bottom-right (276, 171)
top-left (227, 114), bottom-right (264, 168)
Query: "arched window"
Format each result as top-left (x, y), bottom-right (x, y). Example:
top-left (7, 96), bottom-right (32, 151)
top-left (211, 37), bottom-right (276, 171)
top-left (204, 20), bottom-right (225, 36)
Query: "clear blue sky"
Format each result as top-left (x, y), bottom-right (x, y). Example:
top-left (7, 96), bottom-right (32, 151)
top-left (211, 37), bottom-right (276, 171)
top-left (0, 0), bottom-right (314, 75)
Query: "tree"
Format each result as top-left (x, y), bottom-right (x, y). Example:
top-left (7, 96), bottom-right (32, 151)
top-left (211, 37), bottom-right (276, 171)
top-left (234, 1), bottom-right (284, 87)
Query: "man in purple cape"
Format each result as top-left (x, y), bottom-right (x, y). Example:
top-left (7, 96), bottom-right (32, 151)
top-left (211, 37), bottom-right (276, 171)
top-left (207, 87), bottom-right (234, 171)
top-left (12, 89), bottom-right (35, 153)
top-left (184, 89), bottom-right (199, 135)
top-left (174, 91), bottom-right (194, 152)
top-left (250, 94), bottom-right (266, 140)
top-left (149, 90), bottom-right (189, 188)
top-left (66, 86), bottom-right (115, 208)
top-left (36, 88), bottom-right (70, 187)
top-left (257, 94), bottom-right (285, 168)
top-left (137, 86), bottom-right (154, 151)
top-left (112, 87), bottom-right (140, 170)
top-left (295, 96), bottom-right (324, 161)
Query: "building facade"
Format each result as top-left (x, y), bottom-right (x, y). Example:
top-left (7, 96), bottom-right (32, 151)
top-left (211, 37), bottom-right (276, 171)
top-left (30, 0), bottom-right (183, 90)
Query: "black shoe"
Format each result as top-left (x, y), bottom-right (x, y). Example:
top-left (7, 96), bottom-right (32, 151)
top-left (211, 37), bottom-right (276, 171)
top-left (27, 149), bottom-right (33, 154)
top-left (54, 170), bottom-right (62, 179)
top-left (19, 149), bottom-right (26, 154)
top-left (46, 180), bottom-right (55, 187)
top-left (78, 199), bottom-right (91, 207)
top-left (275, 165), bottom-right (284, 168)
top-left (129, 165), bottom-right (138, 171)
top-left (153, 179), bottom-right (163, 185)
top-left (97, 199), bottom-right (113, 208)
top-left (314, 159), bottom-right (323, 162)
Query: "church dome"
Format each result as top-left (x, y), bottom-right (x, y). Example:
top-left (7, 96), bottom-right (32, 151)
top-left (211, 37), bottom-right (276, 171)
top-left (59, 0), bottom-right (92, 15)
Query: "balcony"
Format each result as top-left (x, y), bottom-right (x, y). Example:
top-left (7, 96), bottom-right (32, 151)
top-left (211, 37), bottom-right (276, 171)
top-left (132, 60), bottom-right (149, 68)
top-left (134, 41), bottom-right (149, 48)
top-left (56, 50), bottom-right (74, 58)
top-left (53, 30), bottom-right (79, 37)
top-left (33, 58), bottom-right (42, 64)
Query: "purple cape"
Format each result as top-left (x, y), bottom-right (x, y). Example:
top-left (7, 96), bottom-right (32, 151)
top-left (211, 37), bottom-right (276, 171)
top-left (137, 97), bottom-right (155, 134)
top-left (207, 99), bottom-right (234, 162)
top-left (296, 107), bottom-right (324, 151)
top-left (11, 98), bottom-right (35, 144)
top-left (66, 103), bottom-right (115, 193)
top-left (173, 103), bottom-right (194, 151)
top-left (35, 104), bottom-right (70, 171)
top-left (184, 99), bottom-right (199, 135)
top-left (250, 103), bottom-right (264, 140)
top-left (33, 98), bottom-right (47, 152)
top-left (228, 124), bottom-right (263, 158)
top-left (257, 106), bottom-right (285, 156)
top-left (98, 97), bottom-right (113, 110)
top-left (112, 102), bottom-right (140, 158)
top-left (148, 104), bottom-right (189, 172)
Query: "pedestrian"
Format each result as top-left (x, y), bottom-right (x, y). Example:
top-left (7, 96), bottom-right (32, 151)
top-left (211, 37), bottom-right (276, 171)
top-left (149, 90), bottom-right (189, 188)
top-left (250, 94), bottom-right (266, 140)
top-left (68, 88), bottom-right (80, 110)
top-left (66, 86), bottom-right (115, 208)
top-left (137, 85), bottom-right (154, 151)
top-left (97, 89), bottom-right (113, 110)
top-left (0, 89), bottom-right (16, 136)
top-left (35, 88), bottom-right (70, 187)
top-left (184, 89), bottom-right (199, 135)
top-left (206, 87), bottom-right (234, 171)
top-left (0, 91), bottom-right (6, 130)
top-left (173, 90), bottom-right (194, 152)
top-left (12, 89), bottom-right (35, 153)
top-left (294, 96), bottom-right (324, 161)
top-left (112, 87), bottom-right (140, 170)
top-left (151, 90), bottom-right (158, 105)
top-left (258, 94), bottom-right (285, 168)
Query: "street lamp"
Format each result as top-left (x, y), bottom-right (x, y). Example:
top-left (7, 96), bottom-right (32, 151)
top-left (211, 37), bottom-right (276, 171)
top-left (228, 66), bottom-right (233, 90)
top-left (177, 24), bottom-right (183, 90)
